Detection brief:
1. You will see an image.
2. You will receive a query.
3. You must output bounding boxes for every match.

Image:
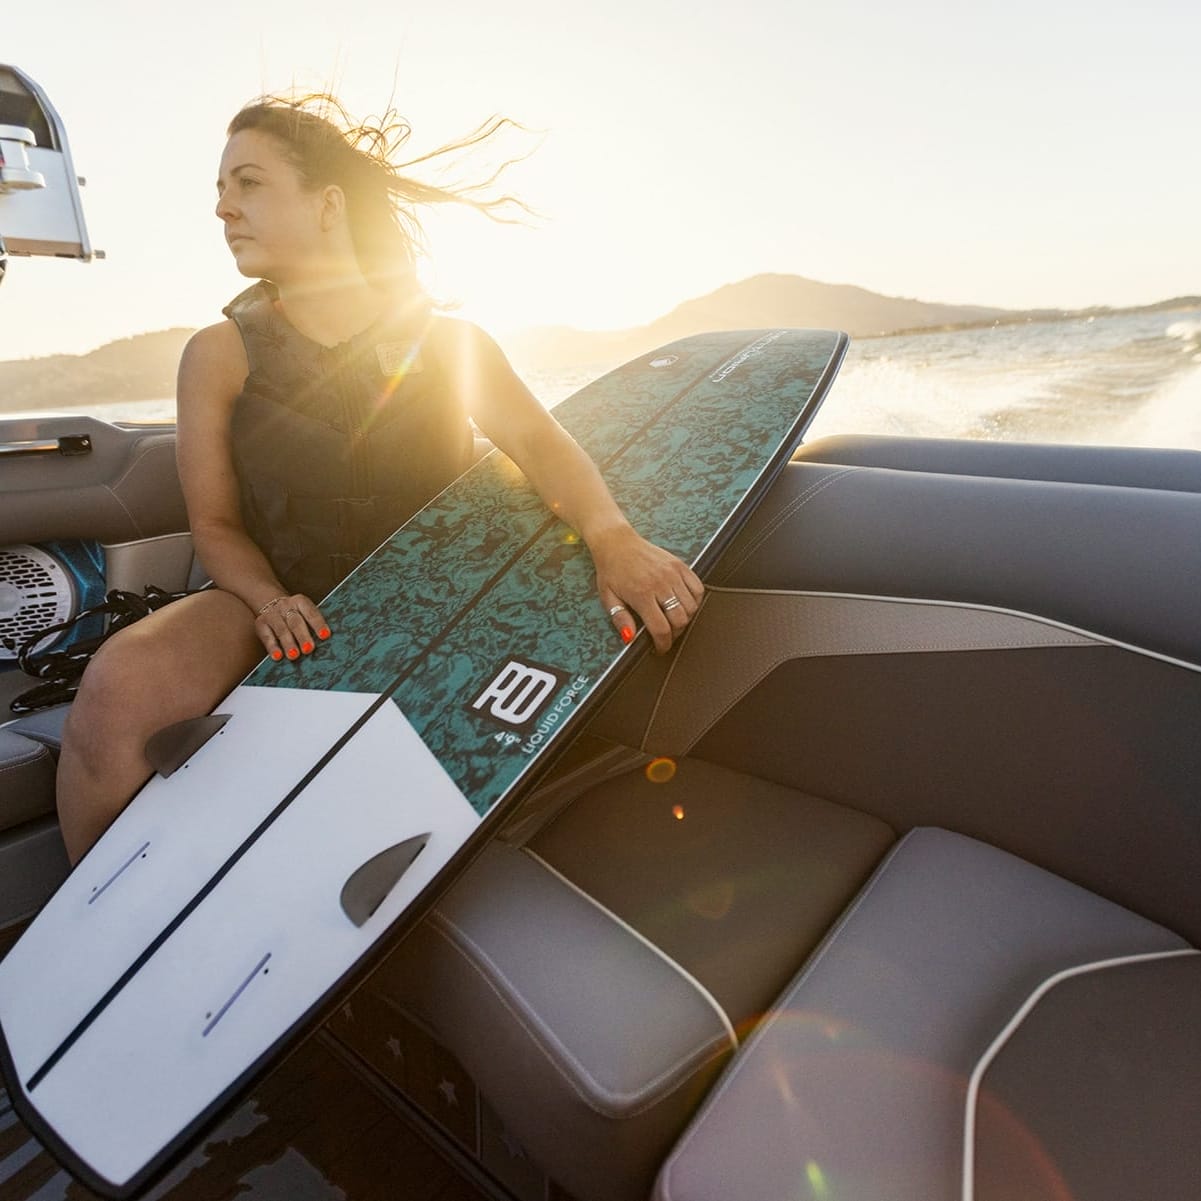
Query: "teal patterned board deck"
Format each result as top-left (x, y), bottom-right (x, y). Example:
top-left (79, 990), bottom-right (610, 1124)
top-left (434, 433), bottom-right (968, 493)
top-left (252, 327), bottom-right (847, 813)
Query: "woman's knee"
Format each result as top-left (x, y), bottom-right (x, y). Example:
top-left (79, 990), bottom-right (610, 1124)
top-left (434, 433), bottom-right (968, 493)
top-left (70, 592), bottom-right (257, 737)
top-left (73, 622), bottom-right (169, 718)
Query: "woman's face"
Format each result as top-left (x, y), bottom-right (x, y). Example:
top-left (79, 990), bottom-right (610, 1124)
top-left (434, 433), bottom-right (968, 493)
top-left (215, 129), bottom-right (327, 282)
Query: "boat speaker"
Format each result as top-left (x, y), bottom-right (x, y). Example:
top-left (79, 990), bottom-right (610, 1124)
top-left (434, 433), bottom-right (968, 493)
top-left (0, 541), bottom-right (105, 661)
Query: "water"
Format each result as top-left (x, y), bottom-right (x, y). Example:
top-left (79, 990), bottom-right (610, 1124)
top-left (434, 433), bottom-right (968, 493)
top-left (70, 307), bottom-right (1201, 451)
top-left (807, 307), bottom-right (1201, 450)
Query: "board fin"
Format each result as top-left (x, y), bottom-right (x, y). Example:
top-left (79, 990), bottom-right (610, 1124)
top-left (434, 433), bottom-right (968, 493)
top-left (144, 714), bottom-right (231, 778)
top-left (340, 834), bottom-right (430, 927)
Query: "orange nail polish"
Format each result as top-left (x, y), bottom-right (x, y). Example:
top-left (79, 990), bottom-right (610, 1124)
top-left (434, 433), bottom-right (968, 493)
top-left (620, 626), bottom-right (634, 644)
top-left (302, 641), bottom-right (314, 654)
top-left (271, 649), bottom-right (283, 661)
top-left (286, 647), bottom-right (299, 660)
top-left (318, 627), bottom-right (331, 640)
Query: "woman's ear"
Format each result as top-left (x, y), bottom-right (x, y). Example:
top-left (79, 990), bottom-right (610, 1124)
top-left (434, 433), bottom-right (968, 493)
top-left (319, 184), bottom-right (348, 231)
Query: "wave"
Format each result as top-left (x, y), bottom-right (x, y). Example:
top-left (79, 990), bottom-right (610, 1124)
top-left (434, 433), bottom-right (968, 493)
top-left (1166, 319), bottom-right (1201, 344)
top-left (1112, 363), bottom-right (1201, 450)
top-left (806, 308), bottom-right (1201, 449)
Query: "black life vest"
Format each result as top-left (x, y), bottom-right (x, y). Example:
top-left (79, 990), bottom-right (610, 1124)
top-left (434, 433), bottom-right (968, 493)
top-left (223, 282), bottom-right (475, 601)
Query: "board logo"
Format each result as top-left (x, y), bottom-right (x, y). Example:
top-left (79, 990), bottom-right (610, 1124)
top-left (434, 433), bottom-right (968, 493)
top-left (649, 354), bottom-right (679, 368)
top-left (469, 658), bottom-right (570, 732)
top-left (710, 330), bottom-right (785, 382)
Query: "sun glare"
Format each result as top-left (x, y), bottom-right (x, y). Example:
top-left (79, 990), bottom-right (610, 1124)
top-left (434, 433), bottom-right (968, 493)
top-left (420, 207), bottom-right (550, 335)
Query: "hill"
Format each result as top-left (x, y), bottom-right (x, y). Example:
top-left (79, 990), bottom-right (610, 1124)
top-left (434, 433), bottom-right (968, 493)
top-left (0, 328), bottom-right (193, 414)
top-left (505, 273), bottom-right (1009, 369)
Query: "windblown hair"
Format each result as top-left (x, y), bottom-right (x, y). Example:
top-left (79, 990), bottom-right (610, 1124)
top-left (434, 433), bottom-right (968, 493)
top-left (227, 93), bottom-right (530, 298)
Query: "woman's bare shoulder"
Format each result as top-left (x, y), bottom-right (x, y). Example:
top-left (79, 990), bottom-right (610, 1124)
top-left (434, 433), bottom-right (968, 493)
top-left (428, 313), bottom-right (502, 351)
top-left (426, 315), bottom-right (512, 380)
top-left (178, 319), bottom-right (248, 400)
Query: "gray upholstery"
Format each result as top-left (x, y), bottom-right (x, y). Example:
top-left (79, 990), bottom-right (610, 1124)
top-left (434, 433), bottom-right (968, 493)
top-left (0, 819), bottom-right (69, 926)
top-left (4, 701), bottom-right (70, 752)
top-left (0, 702), bottom-right (69, 830)
top-left (972, 951), bottom-right (1201, 1201)
top-left (654, 828), bottom-right (1190, 1201)
top-left (0, 707), bottom-right (70, 928)
top-left (377, 839), bottom-right (737, 1201)
top-left (0, 415), bottom-right (187, 545)
top-left (797, 433), bottom-right (1201, 492)
top-left (379, 757), bottom-right (893, 1201)
top-left (715, 460), bottom-right (1201, 666)
top-left (641, 596), bottom-right (1201, 946)
top-left (528, 757), bottom-right (894, 1030)
top-left (641, 590), bottom-right (1100, 756)
top-left (0, 727), bottom-right (56, 829)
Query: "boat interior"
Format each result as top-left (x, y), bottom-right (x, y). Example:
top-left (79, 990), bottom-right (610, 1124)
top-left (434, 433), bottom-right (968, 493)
top-left (2, 413), bottom-right (1200, 1201)
top-left (3, 53), bottom-right (1198, 1201)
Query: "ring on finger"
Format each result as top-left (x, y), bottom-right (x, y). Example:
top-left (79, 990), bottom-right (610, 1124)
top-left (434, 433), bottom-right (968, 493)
top-left (281, 607), bottom-right (300, 618)
top-left (660, 595), bottom-right (682, 612)
top-left (607, 604), bottom-right (627, 617)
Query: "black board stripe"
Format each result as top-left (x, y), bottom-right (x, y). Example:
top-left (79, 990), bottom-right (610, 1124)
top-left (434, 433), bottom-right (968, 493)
top-left (26, 335), bottom-right (769, 1094)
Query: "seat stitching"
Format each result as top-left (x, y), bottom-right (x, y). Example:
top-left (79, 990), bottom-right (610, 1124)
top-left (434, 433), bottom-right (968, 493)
top-left (960, 947), bottom-right (1199, 1201)
top-left (519, 846), bottom-right (738, 1046)
top-left (108, 439), bottom-right (175, 494)
top-left (714, 466), bottom-right (859, 582)
top-left (656, 593), bottom-right (1101, 754)
top-left (0, 745), bottom-right (53, 773)
top-left (428, 910), bottom-right (733, 1119)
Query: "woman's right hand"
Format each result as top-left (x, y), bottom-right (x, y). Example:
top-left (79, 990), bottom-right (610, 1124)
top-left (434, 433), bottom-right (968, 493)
top-left (253, 594), bottom-right (331, 661)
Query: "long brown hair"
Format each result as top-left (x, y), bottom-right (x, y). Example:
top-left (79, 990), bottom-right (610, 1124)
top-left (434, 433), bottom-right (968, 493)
top-left (227, 94), bottom-right (531, 298)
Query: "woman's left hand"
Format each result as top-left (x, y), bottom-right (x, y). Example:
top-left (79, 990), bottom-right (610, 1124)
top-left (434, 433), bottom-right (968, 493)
top-left (589, 525), bottom-right (704, 653)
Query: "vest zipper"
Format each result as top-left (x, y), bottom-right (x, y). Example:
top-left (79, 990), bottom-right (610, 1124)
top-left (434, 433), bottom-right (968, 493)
top-left (342, 358), bottom-right (373, 559)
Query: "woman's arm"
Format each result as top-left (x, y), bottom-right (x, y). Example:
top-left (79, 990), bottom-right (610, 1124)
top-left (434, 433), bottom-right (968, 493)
top-left (175, 322), bottom-right (328, 660)
top-left (430, 319), bottom-right (702, 652)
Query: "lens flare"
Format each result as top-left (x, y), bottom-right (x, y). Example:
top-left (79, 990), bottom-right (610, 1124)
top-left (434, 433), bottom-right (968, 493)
top-left (645, 756), bottom-right (677, 784)
top-left (805, 1159), bottom-right (829, 1199)
top-left (672, 804), bottom-right (685, 820)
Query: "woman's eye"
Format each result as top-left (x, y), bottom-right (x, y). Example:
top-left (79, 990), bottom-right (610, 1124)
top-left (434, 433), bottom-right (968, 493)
top-left (239, 177), bottom-right (260, 189)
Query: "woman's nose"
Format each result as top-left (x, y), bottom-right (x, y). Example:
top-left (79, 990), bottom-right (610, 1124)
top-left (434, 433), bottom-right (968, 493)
top-left (215, 191), bottom-right (237, 221)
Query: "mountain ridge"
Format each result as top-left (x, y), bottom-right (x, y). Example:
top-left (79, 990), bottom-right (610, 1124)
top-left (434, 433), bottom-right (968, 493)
top-left (2, 275), bottom-right (1197, 411)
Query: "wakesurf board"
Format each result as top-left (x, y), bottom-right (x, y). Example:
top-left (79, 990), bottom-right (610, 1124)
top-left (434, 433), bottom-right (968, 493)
top-left (0, 327), bottom-right (847, 1197)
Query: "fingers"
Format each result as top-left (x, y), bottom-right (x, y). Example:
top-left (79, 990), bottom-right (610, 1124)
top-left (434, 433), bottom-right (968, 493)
top-left (602, 595), bottom-right (637, 646)
top-left (601, 565), bottom-right (705, 655)
top-left (254, 595), bottom-right (330, 662)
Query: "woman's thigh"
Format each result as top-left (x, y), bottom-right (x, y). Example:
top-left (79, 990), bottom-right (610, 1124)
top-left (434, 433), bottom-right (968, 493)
top-left (72, 589), bottom-right (263, 735)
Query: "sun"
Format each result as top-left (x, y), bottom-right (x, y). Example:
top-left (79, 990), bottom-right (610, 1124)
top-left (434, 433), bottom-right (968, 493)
top-left (417, 202), bottom-right (547, 336)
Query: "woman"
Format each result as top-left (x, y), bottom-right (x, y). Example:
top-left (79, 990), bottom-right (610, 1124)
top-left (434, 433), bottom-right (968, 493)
top-left (56, 95), bottom-right (702, 864)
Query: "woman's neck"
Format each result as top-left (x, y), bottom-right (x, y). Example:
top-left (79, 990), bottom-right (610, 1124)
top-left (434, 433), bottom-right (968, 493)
top-left (272, 273), bottom-right (388, 348)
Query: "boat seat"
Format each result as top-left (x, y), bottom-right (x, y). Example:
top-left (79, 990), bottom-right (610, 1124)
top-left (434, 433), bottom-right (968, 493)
top-left (0, 700), bottom-right (70, 829)
top-left (0, 703), bottom-right (71, 927)
top-left (0, 726), bottom-right (56, 830)
top-left (374, 754), bottom-right (895, 1201)
top-left (654, 826), bottom-right (1198, 1201)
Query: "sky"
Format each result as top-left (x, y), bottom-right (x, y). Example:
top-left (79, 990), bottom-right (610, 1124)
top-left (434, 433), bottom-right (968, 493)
top-left (2, 0), bottom-right (1198, 360)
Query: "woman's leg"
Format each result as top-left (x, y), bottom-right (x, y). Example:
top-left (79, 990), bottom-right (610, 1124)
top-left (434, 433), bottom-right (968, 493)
top-left (56, 589), bottom-right (263, 865)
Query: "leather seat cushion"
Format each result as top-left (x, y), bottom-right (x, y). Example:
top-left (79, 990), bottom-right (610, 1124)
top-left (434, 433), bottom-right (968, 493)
top-left (530, 756), bottom-right (895, 1030)
top-left (655, 827), bottom-right (1192, 1201)
top-left (973, 951), bottom-right (1201, 1201)
top-left (0, 727), bottom-right (56, 831)
top-left (378, 758), bottom-right (893, 1201)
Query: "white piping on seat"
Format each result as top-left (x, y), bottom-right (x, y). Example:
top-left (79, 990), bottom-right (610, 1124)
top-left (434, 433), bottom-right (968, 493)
top-left (716, 587), bottom-right (1201, 676)
top-left (428, 906), bottom-right (733, 1119)
top-left (519, 846), bottom-right (739, 1049)
top-left (961, 947), bottom-right (1200, 1201)
top-left (644, 587), bottom-right (1201, 757)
